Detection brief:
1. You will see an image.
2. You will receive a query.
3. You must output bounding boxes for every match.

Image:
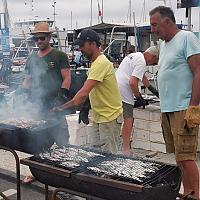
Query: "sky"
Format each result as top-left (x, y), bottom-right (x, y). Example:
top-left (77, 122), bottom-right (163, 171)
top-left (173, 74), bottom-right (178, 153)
top-left (2, 0), bottom-right (200, 31)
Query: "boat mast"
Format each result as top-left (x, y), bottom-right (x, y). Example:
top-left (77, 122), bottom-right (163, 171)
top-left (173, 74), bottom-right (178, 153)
top-left (90, 0), bottom-right (93, 26)
top-left (140, 0), bottom-right (146, 22)
top-left (143, 0), bottom-right (146, 22)
top-left (70, 11), bottom-right (73, 30)
top-left (128, 0), bottom-right (132, 23)
top-left (101, 0), bottom-right (104, 23)
top-left (52, 1), bottom-right (56, 28)
top-left (31, 0), bottom-right (34, 11)
top-left (2, 0), bottom-right (10, 28)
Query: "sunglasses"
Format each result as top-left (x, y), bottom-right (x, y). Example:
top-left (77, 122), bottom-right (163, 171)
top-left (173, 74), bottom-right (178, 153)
top-left (33, 36), bottom-right (47, 42)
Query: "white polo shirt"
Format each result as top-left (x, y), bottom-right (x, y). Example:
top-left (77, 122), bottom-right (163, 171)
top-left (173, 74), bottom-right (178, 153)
top-left (116, 52), bottom-right (147, 105)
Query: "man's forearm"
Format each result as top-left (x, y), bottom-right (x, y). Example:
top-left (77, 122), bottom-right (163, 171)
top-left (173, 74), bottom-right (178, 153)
top-left (60, 99), bottom-right (75, 110)
top-left (60, 91), bottom-right (88, 110)
top-left (61, 68), bottom-right (71, 89)
top-left (142, 75), bottom-right (150, 88)
top-left (61, 77), bottom-right (71, 89)
top-left (131, 86), bottom-right (140, 97)
top-left (130, 77), bottom-right (140, 96)
top-left (190, 71), bottom-right (200, 106)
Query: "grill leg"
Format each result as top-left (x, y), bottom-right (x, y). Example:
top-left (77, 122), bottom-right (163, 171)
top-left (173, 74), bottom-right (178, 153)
top-left (15, 152), bottom-right (21, 200)
top-left (0, 192), bottom-right (10, 200)
top-left (0, 146), bottom-right (21, 200)
top-left (51, 189), bottom-right (58, 200)
top-left (45, 185), bottom-right (49, 200)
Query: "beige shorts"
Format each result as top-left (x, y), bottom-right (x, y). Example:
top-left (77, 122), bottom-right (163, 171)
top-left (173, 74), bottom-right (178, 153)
top-left (122, 101), bottom-right (134, 118)
top-left (90, 114), bottom-right (123, 154)
top-left (161, 110), bottom-right (199, 162)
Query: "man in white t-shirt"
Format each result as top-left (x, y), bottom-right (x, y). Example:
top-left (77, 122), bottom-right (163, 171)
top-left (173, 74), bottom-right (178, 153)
top-left (116, 46), bottom-right (159, 155)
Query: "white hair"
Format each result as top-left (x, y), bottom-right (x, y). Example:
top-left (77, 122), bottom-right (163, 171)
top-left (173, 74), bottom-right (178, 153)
top-left (145, 46), bottom-right (159, 58)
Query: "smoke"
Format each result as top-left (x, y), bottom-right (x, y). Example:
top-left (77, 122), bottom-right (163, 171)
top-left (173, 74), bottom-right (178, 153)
top-left (0, 89), bottom-right (44, 121)
top-left (0, 54), bottom-right (57, 121)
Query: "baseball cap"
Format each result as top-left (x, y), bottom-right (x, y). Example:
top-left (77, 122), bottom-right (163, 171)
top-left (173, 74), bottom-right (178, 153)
top-left (73, 29), bottom-right (101, 46)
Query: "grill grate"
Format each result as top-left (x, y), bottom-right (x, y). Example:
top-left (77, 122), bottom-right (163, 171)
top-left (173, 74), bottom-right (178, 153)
top-left (31, 145), bottom-right (175, 186)
top-left (33, 145), bottom-right (105, 170)
top-left (21, 144), bottom-right (181, 200)
top-left (86, 157), bottom-right (161, 182)
top-left (83, 155), bottom-right (170, 185)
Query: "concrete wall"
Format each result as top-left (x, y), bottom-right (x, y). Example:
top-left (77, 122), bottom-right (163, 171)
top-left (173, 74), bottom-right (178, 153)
top-left (66, 107), bottom-right (200, 153)
top-left (66, 113), bottom-right (96, 147)
top-left (132, 105), bottom-right (200, 153)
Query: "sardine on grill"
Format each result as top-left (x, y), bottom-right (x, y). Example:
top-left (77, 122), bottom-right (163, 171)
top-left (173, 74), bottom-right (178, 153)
top-left (87, 158), bottom-right (160, 182)
top-left (39, 145), bottom-right (105, 169)
top-left (0, 118), bottom-right (47, 128)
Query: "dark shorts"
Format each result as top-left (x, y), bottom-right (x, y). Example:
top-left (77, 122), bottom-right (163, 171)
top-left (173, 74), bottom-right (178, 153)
top-left (161, 110), bottom-right (199, 162)
top-left (122, 101), bottom-right (134, 118)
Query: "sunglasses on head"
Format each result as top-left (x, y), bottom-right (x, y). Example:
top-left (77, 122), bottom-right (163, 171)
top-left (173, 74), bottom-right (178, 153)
top-left (33, 36), bottom-right (47, 42)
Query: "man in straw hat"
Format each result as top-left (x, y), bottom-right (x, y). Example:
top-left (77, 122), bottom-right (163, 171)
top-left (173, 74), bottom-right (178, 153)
top-left (150, 6), bottom-right (200, 199)
top-left (22, 22), bottom-right (74, 183)
top-left (115, 46), bottom-right (159, 156)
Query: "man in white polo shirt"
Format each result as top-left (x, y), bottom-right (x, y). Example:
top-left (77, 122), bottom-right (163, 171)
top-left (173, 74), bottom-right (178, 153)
top-left (116, 47), bottom-right (159, 155)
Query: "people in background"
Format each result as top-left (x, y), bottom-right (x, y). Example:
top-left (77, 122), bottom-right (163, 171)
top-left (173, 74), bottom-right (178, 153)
top-left (128, 45), bottom-right (136, 54)
top-left (116, 46), bottom-right (159, 155)
top-left (73, 47), bottom-right (84, 67)
top-left (150, 6), bottom-right (200, 199)
top-left (53, 29), bottom-right (123, 154)
top-left (121, 45), bottom-right (128, 58)
top-left (100, 43), bottom-right (107, 52)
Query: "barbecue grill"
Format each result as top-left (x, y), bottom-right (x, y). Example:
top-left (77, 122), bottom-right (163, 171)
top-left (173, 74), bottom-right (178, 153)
top-left (0, 118), bottom-right (60, 200)
top-left (0, 118), bottom-right (60, 154)
top-left (21, 145), bottom-right (182, 200)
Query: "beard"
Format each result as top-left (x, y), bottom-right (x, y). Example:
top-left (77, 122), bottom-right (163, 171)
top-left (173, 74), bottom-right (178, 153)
top-left (38, 43), bottom-right (49, 51)
top-left (82, 52), bottom-right (92, 60)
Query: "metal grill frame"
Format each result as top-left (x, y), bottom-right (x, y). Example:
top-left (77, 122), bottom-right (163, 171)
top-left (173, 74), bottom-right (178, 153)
top-left (20, 145), bottom-right (182, 200)
top-left (36, 145), bottom-right (176, 187)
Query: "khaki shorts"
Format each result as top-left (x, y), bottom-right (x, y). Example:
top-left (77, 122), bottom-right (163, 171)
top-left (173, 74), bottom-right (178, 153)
top-left (161, 110), bottom-right (199, 162)
top-left (90, 114), bottom-right (123, 154)
top-left (122, 101), bottom-right (134, 118)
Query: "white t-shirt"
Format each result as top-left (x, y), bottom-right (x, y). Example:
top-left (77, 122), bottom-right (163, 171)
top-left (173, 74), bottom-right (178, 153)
top-left (115, 52), bottom-right (147, 105)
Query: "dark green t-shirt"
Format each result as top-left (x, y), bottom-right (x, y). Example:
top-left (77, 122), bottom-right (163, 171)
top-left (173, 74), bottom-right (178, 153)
top-left (26, 49), bottom-right (69, 107)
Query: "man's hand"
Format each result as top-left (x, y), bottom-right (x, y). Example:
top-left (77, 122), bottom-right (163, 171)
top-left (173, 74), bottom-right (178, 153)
top-left (148, 85), bottom-right (159, 98)
top-left (51, 106), bottom-right (64, 112)
top-left (184, 106), bottom-right (200, 128)
top-left (134, 95), bottom-right (147, 108)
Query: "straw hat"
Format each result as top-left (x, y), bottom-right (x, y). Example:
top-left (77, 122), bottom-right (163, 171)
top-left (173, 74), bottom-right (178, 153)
top-left (30, 22), bottom-right (54, 35)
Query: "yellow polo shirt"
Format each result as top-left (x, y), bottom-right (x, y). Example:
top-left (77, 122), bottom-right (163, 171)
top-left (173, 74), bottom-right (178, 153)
top-left (88, 54), bottom-right (122, 123)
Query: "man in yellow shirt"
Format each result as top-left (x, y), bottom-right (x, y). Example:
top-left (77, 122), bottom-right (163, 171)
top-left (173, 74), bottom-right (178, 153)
top-left (53, 29), bottom-right (123, 153)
